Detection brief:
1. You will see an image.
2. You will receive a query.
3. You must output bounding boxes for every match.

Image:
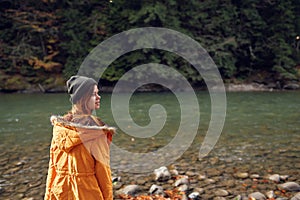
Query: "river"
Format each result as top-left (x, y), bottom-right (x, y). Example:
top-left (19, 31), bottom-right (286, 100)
top-left (0, 91), bottom-right (299, 199)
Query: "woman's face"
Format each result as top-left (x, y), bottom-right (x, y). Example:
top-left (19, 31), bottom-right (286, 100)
top-left (87, 85), bottom-right (101, 112)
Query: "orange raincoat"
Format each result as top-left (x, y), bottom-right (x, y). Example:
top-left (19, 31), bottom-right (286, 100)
top-left (44, 115), bottom-right (115, 200)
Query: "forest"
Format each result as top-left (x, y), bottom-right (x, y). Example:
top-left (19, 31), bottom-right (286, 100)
top-left (0, 0), bottom-right (299, 92)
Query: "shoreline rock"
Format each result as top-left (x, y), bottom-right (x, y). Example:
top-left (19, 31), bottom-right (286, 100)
top-left (1, 82), bottom-right (300, 94)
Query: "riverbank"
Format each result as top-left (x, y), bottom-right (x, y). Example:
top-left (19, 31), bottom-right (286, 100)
top-left (0, 141), bottom-right (299, 200)
top-left (1, 82), bottom-right (300, 94)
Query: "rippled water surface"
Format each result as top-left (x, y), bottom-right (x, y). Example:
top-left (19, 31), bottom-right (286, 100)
top-left (1, 91), bottom-right (299, 149)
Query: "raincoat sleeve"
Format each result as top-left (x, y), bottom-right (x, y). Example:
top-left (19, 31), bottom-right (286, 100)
top-left (89, 129), bottom-right (113, 200)
top-left (44, 142), bottom-right (56, 200)
top-left (78, 127), bottom-right (114, 200)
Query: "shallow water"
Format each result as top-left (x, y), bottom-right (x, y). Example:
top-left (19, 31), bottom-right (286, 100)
top-left (0, 91), bottom-right (299, 159)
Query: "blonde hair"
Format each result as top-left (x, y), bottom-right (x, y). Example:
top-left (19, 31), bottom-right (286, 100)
top-left (71, 85), bottom-right (95, 115)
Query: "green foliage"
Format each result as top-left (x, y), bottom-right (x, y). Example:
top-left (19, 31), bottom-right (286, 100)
top-left (0, 0), bottom-right (299, 90)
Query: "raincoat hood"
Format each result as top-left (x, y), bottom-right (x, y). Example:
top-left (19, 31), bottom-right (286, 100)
top-left (50, 115), bottom-right (115, 153)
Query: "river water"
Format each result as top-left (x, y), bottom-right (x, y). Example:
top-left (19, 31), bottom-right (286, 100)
top-left (0, 91), bottom-right (299, 199)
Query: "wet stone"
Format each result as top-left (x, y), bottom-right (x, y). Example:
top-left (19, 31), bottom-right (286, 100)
top-left (118, 185), bottom-right (140, 196)
top-left (268, 174), bottom-right (280, 182)
top-left (4, 166), bottom-right (22, 175)
top-left (188, 191), bottom-right (200, 199)
top-left (214, 189), bottom-right (229, 197)
top-left (248, 191), bottom-right (266, 200)
top-left (174, 176), bottom-right (189, 187)
top-left (291, 192), bottom-right (300, 200)
top-left (177, 184), bottom-right (189, 192)
top-left (149, 184), bottom-right (164, 195)
top-left (266, 190), bottom-right (275, 199)
top-left (278, 182), bottom-right (300, 192)
top-left (235, 172), bottom-right (249, 179)
top-left (154, 166), bottom-right (171, 182)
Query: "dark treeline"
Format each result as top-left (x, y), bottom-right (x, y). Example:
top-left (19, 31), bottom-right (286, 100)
top-left (0, 0), bottom-right (300, 92)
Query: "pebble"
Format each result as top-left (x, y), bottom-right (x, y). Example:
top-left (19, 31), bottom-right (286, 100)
top-left (118, 185), bottom-right (140, 196)
top-left (278, 182), bottom-right (300, 191)
top-left (174, 176), bottom-right (189, 187)
top-left (154, 166), bottom-right (171, 181)
top-left (188, 191), bottom-right (200, 199)
top-left (291, 192), bottom-right (300, 200)
top-left (204, 178), bottom-right (216, 184)
top-left (198, 174), bottom-right (206, 180)
top-left (265, 190), bottom-right (275, 199)
top-left (177, 184), bottom-right (189, 192)
top-left (250, 174), bottom-right (260, 179)
top-left (280, 175), bottom-right (290, 181)
top-left (268, 174), bottom-right (281, 182)
top-left (213, 197), bottom-right (226, 200)
top-left (248, 191), bottom-right (267, 200)
top-left (235, 172), bottom-right (249, 179)
top-left (4, 167), bottom-right (21, 174)
top-left (214, 189), bottom-right (229, 197)
top-left (149, 184), bottom-right (164, 195)
top-left (194, 187), bottom-right (205, 195)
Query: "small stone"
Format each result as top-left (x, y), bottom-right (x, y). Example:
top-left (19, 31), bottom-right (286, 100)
top-left (278, 182), bottom-right (300, 192)
top-left (198, 174), bottom-right (206, 180)
top-left (154, 166), bottom-right (171, 182)
top-left (28, 181), bottom-right (42, 188)
top-left (194, 187), bottom-right (205, 195)
top-left (268, 174), bottom-right (280, 182)
top-left (214, 189), bottom-right (229, 197)
top-left (265, 190), bottom-right (275, 199)
top-left (174, 176), bottom-right (189, 187)
top-left (248, 191), bottom-right (266, 200)
top-left (16, 193), bottom-right (25, 198)
top-left (149, 184), bottom-right (164, 195)
top-left (206, 168), bottom-right (222, 177)
top-left (170, 169), bottom-right (179, 176)
top-left (279, 175), bottom-right (290, 181)
top-left (209, 157), bottom-right (219, 165)
top-left (233, 195), bottom-right (242, 200)
top-left (136, 179), bottom-right (146, 185)
top-left (250, 174), bottom-right (260, 179)
top-left (4, 167), bottom-right (21, 174)
top-left (235, 172), bottom-right (249, 179)
top-left (119, 185), bottom-right (140, 196)
top-left (291, 192), bottom-right (300, 200)
top-left (188, 192), bottom-right (200, 199)
top-left (204, 178), bottom-right (216, 184)
top-left (112, 176), bottom-right (121, 183)
top-left (14, 160), bottom-right (25, 166)
top-left (178, 184), bottom-right (189, 192)
top-left (213, 197), bottom-right (226, 200)
top-left (186, 171), bottom-right (197, 177)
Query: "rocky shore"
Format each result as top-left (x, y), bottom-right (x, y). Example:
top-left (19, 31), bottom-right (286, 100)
top-left (1, 141), bottom-right (299, 200)
top-left (1, 81), bottom-right (300, 93)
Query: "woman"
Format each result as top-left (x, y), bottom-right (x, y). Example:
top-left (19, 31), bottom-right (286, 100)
top-left (44, 75), bottom-right (115, 200)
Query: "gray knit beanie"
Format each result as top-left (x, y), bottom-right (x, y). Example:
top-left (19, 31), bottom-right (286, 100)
top-left (66, 75), bottom-right (97, 104)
